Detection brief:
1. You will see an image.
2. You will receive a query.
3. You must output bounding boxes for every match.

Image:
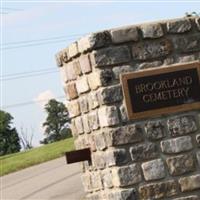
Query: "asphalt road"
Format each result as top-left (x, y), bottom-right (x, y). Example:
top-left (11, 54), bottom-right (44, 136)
top-left (1, 157), bottom-right (85, 200)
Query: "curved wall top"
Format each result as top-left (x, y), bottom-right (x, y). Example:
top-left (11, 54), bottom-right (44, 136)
top-left (56, 16), bottom-right (200, 200)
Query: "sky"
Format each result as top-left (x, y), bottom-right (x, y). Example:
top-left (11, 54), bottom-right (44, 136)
top-left (1, 0), bottom-right (200, 146)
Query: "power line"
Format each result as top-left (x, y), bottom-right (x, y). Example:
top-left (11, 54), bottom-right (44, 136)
top-left (1, 67), bottom-right (57, 78)
top-left (1, 7), bottom-right (24, 11)
top-left (1, 33), bottom-right (88, 50)
top-left (1, 38), bottom-right (76, 50)
top-left (1, 70), bottom-right (59, 81)
top-left (1, 34), bottom-right (86, 46)
top-left (2, 96), bottom-right (66, 109)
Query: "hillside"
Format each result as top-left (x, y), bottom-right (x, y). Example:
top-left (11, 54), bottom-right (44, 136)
top-left (0, 138), bottom-right (74, 176)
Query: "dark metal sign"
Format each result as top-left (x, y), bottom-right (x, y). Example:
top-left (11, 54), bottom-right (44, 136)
top-left (121, 62), bottom-right (200, 120)
top-left (65, 148), bottom-right (91, 164)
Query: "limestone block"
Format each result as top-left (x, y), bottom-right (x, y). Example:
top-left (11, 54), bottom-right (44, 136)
top-left (105, 124), bottom-right (143, 146)
top-left (101, 169), bottom-right (113, 188)
top-left (89, 31), bottom-right (111, 49)
top-left (113, 65), bottom-right (134, 80)
top-left (65, 62), bottom-right (77, 81)
top-left (82, 114), bottom-right (91, 133)
top-left (73, 60), bottom-right (82, 76)
top-left (75, 135), bottom-right (89, 150)
top-left (107, 189), bottom-right (137, 200)
top-left (68, 42), bottom-right (79, 58)
top-left (167, 115), bottom-right (197, 137)
top-left (142, 159), bottom-right (166, 181)
top-left (67, 100), bottom-right (80, 118)
top-left (64, 82), bottom-right (78, 100)
top-left (166, 153), bottom-right (195, 176)
top-left (132, 39), bottom-right (172, 60)
top-left (90, 46), bottom-right (131, 67)
top-left (85, 192), bottom-right (101, 200)
top-left (88, 92), bottom-right (99, 110)
top-left (99, 69), bottom-right (114, 86)
top-left (88, 69), bottom-right (114, 90)
top-left (166, 19), bottom-right (191, 33)
top-left (78, 31), bottom-right (111, 53)
top-left (139, 61), bottom-right (162, 69)
top-left (62, 49), bottom-right (68, 63)
top-left (76, 77), bottom-right (90, 94)
top-left (88, 134), bottom-right (96, 152)
top-left (92, 152), bottom-right (106, 170)
top-left (112, 164), bottom-right (142, 187)
top-left (90, 171), bottom-right (103, 191)
top-left (141, 23), bottom-right (164, 38)
top-left (106, 148), bottom-right (129, 166)
top-left (88, 110), bottom-right (99, 130)
top-left (179, 174), bottom-right (200, 192)
top-left (98, 106), bottom-right (119, 127)
top-left (98, 85), bottom-right (123, 105)
top-left (79, 54), bottom-right (92, 74)
top-left (81, 173), bottom-right (92, 192)
top-left (87, 71), bottom-right (102, 90)
top-left (172, 34), bottom-right (200, 53)
top-left (55, 51), bottom-right (64, 67)
top-left (77, 35), bottom-right (91, 53)
top-left (177, 55), bottom-right (196, 63)
top-left (111, 26), bottom-right (138, 43)
top-left (130, 142), bottom-right (158, 162)
top-left (145, 120), bottom-right (166, 140)
top-left (74, 116), bottom-right (84, 135)
top-left (139, 180), bottom-right (178, 199)
top-left (64, 50), bottom-right (70, 63)
top-left (160, 136), bottom-right (193, 154)
top-left (195, 17), bottom-right (200, 31)
top-left (94, 132), bottom-right (106, 151)
top-left (79, 96), bottom-right (89, 113)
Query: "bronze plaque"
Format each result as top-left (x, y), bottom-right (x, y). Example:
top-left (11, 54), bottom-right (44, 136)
top-left (121, 62), bottom-right (200, 120)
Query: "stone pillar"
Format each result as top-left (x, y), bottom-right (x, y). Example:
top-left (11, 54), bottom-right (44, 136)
top-left (56, 17), bottom-right (200, 200)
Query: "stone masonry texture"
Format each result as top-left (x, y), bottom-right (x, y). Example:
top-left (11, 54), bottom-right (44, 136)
top-left (57, 16), bottom-right (200, 200)
top-left (141, 158), bottom-right (166, 181)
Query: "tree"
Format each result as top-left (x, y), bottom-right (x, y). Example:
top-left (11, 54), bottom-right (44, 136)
top-left (41, 99), bottom-right (71, 144)
top-left (0, 110), bottom-right (21, 156)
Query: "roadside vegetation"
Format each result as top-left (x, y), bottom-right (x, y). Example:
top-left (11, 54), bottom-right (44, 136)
top-left (0, 99), bottom-right (73, 176)
top-left (0, 137), bottom-right (74, 176)
top-left (0, 110), bottom-right (21, 156)
top-left (41, 99), bottom-right (72, 144)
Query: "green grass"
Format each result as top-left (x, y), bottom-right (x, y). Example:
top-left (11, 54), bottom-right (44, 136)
top-left (0, 138), bottom-right (75, 176)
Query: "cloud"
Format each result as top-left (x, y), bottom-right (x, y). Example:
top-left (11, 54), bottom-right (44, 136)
top-left (34, 90), bottom-right (55, 108)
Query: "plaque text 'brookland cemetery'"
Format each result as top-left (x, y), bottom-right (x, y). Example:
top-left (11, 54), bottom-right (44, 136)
top-left (121, 62), bottom-right (200, 120)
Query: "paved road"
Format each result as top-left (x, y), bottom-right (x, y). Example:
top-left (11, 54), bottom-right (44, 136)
top-left (1, 157), bottom-right (85, 200)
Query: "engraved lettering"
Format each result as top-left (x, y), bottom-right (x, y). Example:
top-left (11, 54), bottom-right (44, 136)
top-left (124, 64), bottom-right (200, 118)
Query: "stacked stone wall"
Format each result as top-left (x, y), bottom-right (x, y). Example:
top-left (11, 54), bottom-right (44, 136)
top-left (56, 17), bottom-right (200, 200)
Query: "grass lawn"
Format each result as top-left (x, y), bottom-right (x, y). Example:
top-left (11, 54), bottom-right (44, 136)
top-left (0, 137), bottom-right (74, 176)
